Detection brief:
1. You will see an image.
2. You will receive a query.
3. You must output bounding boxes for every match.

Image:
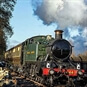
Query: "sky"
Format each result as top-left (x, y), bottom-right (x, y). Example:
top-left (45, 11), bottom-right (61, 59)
top-left (8, 0), bottom-right (87, 55)
top-left (9, 0), bottom-right (57, 49)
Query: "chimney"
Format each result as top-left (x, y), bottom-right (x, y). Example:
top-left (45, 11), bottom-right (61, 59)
top-left (54, 30), bottom-right (63, 39)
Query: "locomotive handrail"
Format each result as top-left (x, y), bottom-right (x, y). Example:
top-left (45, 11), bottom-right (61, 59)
top-left (68, 60), bottom-right (76, 68)
top-left (79, 56), bottom-right (83, 62)
top-left (44, 54), bottom-right (50, 61)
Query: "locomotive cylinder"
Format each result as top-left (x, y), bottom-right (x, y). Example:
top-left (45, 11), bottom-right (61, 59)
top-left (54, 30), bottom-right (63, 39)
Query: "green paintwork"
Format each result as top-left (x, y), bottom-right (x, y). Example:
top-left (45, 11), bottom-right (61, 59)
top-left (5, 35), bottom-right (54, 65)
top-left (23, 35), bottom-right (54, 63)
top-left (25, 43), bottom-right (37, 61)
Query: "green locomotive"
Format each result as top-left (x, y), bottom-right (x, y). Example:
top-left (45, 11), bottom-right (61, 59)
top-left (22, 35), bottom-right (53, 65)
top-left (5, 35), bottom-right (53, 66)
top-left (5, 30), bottom-right (87, 87)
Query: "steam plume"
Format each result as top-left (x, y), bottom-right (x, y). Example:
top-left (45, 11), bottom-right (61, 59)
top-left (32, 0), bottom-right (87, 28)
top-left (31, 0), bottom-right (87, 55)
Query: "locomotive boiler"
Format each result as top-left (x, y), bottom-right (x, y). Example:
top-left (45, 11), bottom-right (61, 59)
top-left (5, 30), bottom-right (87, 87)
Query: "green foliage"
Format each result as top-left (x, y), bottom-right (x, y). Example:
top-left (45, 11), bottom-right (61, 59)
top-left (0, 0), bottom-right (17, 59)
top-left (0, 0), bottom-right (17, 37)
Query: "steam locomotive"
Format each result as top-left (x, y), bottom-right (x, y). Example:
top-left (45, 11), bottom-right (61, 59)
top-left (5, 30), bottom-right (87, 87)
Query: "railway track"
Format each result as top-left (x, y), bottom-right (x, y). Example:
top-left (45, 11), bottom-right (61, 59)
top-left (11, 73), bottom-right (46, 87)
top-left (12, 74), bottom-right (65, 87)
top-left (0, 71), bottom-right (69, 87)
top-left (26, 78), bottom-right (66, 87)
top-left (15, 77), bottom-right (66, 87)
top-left (10, 72), bottom-right (71, 87)
top-left (0, 71), bottom-right (76, 87)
